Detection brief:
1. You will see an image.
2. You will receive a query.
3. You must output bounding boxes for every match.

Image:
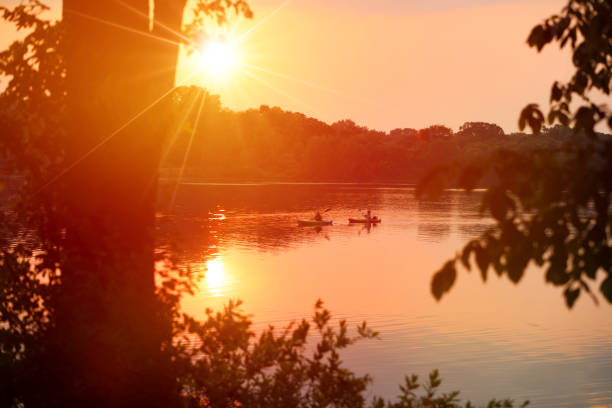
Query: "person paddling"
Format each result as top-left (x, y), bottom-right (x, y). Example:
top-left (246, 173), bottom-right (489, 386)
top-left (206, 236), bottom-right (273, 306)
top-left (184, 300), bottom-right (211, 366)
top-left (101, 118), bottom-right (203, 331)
top-left (364, 209), bottom-right (372, 223)
top-left (314, 211), bottom-right (323, 221)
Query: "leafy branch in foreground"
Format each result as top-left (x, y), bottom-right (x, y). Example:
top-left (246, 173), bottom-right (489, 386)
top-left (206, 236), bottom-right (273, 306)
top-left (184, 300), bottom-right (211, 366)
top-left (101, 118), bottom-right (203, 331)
top-left (419, 0), bottom-right (612, 309)
top-left (371, 369), bottom-right (528, 408)
top-left (172, 299), bottom-right (527, 408)
top-left (418, 130), bottom-right (612, 308)
top-left (519, 0), bottom-right (612, 135)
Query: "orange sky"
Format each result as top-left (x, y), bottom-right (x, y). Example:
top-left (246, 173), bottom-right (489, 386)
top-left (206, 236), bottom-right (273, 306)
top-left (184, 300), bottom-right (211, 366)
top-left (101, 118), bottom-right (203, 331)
top-left (177, 0), bottom-right (572, 133)
top-left (1, 0), bottom-right (572, 133)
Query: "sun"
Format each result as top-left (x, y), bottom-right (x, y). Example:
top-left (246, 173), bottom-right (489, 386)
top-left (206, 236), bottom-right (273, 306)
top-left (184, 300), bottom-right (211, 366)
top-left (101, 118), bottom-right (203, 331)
top-left (196, 40), bottom-right (239, 78)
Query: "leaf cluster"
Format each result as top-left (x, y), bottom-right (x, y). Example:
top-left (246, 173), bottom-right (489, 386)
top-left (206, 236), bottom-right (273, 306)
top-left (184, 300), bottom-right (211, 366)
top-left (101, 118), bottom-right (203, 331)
top-left (182, 0), bottom-right (253, 50)
top-left (173, 299), bottom-right (377, 407)
top-left (520, 0), bottom-right (612, 134)
top-left (420, 0), bottom-right (612, 308)
top-left (0, 0), bottom-right (66, 177)
top-left (0, 2), bottom-right (528, 407)
top-left (371, 369), bottom-right (528, 408)
top-left (170, 299), bottom-right (527, 408)
top-left (419, 131), bottom-right (612, 308)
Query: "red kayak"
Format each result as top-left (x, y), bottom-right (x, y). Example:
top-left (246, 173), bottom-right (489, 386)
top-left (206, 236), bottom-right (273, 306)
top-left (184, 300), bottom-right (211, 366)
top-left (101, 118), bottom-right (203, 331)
top-left (348, 217), bottom-right (381, 224)
top-left (298, 219), bottom-right (333, 226)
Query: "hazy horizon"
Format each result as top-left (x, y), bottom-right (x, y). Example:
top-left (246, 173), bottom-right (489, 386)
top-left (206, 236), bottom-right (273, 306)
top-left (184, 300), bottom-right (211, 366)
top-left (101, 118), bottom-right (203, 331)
top-left (1, 0), bottom-right (574, 133)
top-left (178, 0), bottom-right (572, 133)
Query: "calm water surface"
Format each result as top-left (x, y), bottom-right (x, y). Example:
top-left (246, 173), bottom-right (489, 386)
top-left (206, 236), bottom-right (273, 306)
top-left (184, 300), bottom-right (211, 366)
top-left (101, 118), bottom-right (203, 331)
top-left (157, 183), bottom-right (612, 407)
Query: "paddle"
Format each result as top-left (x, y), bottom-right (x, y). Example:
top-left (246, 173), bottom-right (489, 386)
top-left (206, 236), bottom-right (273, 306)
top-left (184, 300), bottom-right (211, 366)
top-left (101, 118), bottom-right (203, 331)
top-left (304, 208), bottom-right (331, 223)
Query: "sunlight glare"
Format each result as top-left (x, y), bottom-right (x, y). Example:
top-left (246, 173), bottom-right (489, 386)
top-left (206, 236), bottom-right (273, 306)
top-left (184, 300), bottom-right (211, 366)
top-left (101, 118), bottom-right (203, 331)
top-left (205, 257), bottom-right (226, 297)
top-left (197, 40), bottom-right (239, 78)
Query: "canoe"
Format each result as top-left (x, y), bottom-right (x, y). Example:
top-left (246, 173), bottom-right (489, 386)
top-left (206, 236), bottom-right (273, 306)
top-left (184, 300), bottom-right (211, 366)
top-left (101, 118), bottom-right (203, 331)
top-left (348, 217), bottom-right (381, 224)
top-left (297, 219), bottom-right (333, 226)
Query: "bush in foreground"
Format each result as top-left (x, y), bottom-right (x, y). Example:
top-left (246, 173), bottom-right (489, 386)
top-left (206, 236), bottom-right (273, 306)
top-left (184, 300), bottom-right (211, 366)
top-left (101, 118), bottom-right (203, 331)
top-left (175, 299), bottom-right (528, 408)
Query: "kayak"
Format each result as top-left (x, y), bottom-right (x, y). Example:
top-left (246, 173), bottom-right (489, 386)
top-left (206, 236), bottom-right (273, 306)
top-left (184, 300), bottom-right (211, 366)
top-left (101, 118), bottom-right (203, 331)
top-left (348, 217), bottom-right (381, 224)
top-left (297, 219), bottom-right (333, 226)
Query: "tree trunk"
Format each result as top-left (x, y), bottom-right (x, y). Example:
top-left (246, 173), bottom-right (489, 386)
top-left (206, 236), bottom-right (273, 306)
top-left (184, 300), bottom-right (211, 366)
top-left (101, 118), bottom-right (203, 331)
top-left (55, 1), bottom-right (187, 406)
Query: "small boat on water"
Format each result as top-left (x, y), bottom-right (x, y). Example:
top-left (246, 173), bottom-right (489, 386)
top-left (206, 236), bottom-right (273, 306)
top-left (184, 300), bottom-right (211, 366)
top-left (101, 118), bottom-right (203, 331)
top-left (348, 217), bottom-right (381, 224)
top-left (297, 219), bottom-right (333, 226)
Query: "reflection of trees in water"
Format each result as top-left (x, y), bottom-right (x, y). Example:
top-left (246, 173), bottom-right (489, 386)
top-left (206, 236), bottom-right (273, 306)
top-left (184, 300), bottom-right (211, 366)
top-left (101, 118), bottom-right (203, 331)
top-left (454, 191), bottom-right (486, 220)
top-left (415, 190), bottom-right (486, 242)
top-left (156, 212), bottom-right (338, 266)
top-left (156, 183), bottom-right (386, 261)
top-left (417, 223), bottom-right (451, 242)
top-left (415, 191), bottom-right (454, 242)
top-left (456, 223), bottom-right (491, 240)
top-left (159, 182), bottom-right (386, 214)
top-left (416, 197), bottom-right (454, 215)
top-left (156, 214), bottom-right (218, 267)
top-left (454, 192), bottom-right (490, 240)
top-left (157, 185), bottom-right (490, 252)
top-left (156, 208), bottom-right (307, 283)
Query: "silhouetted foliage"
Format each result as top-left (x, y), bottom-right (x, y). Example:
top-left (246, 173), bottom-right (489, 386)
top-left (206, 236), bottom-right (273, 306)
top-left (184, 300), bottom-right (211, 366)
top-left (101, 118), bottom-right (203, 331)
top-left (160, 90), bottom-right (569, 184)
top-left (177, 299), bottom-right (379, 407)
top-left (519, 0), bottom-right (612, 135)
top-left (0, 2), bottom-right (530, 407)
top-left (0, 4), bottom-right (65, 404)
top-left (174, 300), bottom-right (528, 408)
top-left (420, 0), bottom-right (612, 308)
top-left (0, 0), bottom-right (249, 406)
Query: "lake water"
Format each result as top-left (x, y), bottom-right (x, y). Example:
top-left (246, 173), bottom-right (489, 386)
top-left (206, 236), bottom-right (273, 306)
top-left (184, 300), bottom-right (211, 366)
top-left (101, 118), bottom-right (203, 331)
top-left (157, 183), bottom-right (612, 407)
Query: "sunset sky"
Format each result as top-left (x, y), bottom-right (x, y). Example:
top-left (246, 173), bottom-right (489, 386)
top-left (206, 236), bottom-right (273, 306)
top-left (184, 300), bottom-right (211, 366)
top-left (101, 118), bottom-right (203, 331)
top-left (2, 0), bottom-right (571, 133)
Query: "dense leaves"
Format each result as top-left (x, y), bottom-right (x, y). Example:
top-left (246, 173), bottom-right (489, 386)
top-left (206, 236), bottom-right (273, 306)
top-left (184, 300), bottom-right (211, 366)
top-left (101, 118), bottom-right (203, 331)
top-left (520, 0), bottom-right (612, 135)
top-left (0, 1), bottom-right (548, 407)
top-left (184, 0), bottom-right (253, 39)
top-left (0, 2), bottom-right (531, 407)
top-left (176, 299), bottom-right (378, 407)
top-left (174, 300), bottom-right (528, 408)
top-left (421, 130), bottom-right (612, 307)
top-left (0, 4), bottom-right (65, 405)
top-left (0, 1), bottom-right (65, 178)
top-left (421, 0), bottom-right (612, 308)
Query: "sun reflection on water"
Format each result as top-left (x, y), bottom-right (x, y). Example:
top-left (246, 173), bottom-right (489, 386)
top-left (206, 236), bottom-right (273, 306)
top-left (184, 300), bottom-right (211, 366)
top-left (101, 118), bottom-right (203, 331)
top-left (205, 257), bottom-right (226, 297)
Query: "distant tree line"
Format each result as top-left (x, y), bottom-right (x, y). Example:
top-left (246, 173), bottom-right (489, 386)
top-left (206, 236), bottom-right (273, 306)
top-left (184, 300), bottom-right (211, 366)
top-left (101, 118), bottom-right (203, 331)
top-left (161, 86), bottom-right (579, 183)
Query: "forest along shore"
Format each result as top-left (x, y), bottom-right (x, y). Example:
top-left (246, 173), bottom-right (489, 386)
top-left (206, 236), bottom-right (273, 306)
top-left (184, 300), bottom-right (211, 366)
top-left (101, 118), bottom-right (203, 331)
top-left (161, 89), bottom-right (602, 184)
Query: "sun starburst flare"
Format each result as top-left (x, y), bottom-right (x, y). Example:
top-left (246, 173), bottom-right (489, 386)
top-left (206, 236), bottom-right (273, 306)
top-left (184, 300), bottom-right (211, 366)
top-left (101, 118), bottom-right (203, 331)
top-left (196, 40), bottom-right (240, 79)
top-left (40, 0), bottom-right (358, 200)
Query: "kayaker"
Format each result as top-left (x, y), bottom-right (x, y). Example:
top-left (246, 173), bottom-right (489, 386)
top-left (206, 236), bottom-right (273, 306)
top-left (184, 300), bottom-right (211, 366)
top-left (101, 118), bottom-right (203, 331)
top-left (314, 211), bottom-right (323, 221)
top-left (364, 209), bottom-right (372, 222)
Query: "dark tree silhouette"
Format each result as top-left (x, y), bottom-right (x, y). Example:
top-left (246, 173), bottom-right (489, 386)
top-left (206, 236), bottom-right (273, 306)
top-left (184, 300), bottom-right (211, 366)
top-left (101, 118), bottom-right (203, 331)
top-left (456, 122), bottom-right (504, 143)
top-left (58, 1), bottom-right (255, 405)
top-left (0, 1), bottom-right (550, 407)
top-left (1, 0), bottom-right (252, 406)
